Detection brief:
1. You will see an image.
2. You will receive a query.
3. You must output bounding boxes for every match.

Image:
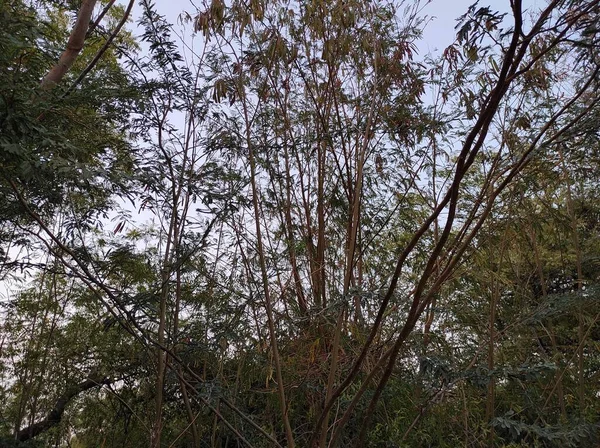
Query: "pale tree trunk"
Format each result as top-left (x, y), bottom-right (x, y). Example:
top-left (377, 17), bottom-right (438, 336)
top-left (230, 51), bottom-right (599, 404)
top-left (41, 0), bottom-right (98, 90)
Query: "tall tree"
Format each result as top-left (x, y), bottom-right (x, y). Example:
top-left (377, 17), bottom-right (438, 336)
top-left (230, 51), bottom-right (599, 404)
top-left (2, 0), bottom-right (600, 447)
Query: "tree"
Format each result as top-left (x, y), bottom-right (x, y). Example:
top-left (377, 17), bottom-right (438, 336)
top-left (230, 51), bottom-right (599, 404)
top-left (193, 0), bottom-right (600, 445)
top-left (2, 0), bottom-right (600, 447)
top-left (0, 0), bottom-right (138, 280)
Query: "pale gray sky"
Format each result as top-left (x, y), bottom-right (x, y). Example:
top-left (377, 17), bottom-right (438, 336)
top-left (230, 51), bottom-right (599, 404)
top-left (420, 0), bottom-right (542, 53)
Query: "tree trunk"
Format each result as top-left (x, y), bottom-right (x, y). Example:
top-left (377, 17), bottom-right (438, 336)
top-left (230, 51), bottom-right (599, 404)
top-left (17, 374), bottom-right (110, 442)
top-left (40, 0), bottom-right (98, 89)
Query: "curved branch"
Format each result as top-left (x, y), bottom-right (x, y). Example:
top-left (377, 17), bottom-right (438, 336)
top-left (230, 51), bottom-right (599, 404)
top-left (17, 373), bottom-right (111, 442)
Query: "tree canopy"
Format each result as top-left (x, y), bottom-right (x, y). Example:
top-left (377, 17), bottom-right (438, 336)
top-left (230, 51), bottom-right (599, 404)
top-left (1, 0), bottom-right (600, 447)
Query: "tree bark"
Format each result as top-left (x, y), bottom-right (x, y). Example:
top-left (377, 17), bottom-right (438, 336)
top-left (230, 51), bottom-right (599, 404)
top-left (17, 373), bottom-right (110, 442)
top-left (40, 0), bottom-right (98, 90)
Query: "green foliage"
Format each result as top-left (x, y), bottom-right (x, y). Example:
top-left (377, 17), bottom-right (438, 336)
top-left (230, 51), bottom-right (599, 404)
top-left (1, 0), bottom-right (600, 447)
top-left (0, 0), bottom-right (139, 271)
top-left (492, 414), bottom-right (599, 448)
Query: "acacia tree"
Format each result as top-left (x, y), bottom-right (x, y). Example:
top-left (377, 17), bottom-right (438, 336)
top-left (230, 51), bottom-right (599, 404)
top-left (0, 0), bottom-right (143, 445)
top-left (0, 0), bottom-right (137, 280)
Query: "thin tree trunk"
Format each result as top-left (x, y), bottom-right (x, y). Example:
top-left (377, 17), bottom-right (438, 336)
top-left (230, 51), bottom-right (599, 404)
top-left (559, 147), bottom-right (585, 417)
top-left (486, 277), bottom-right (499, 446)
top-left (242, 97), bottom-right (295, 447)
top-left (174, 264), bottom-right (200, 447)
top-left (529, 225), bottom-right (567, 419)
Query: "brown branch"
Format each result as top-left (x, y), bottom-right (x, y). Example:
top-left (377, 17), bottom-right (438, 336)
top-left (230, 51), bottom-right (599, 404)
top-left (64, 0), bottom-right (135, 97)
top-left (87, 0), bottom-right (116, 37)
top-left (17, 373), bottom-right (111, 442)
top-left (314, 2), bottom-right (528, 441)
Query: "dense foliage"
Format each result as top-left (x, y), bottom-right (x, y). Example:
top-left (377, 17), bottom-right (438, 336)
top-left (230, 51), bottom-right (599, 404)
top-left (1, 0), bottom-right (600, 447)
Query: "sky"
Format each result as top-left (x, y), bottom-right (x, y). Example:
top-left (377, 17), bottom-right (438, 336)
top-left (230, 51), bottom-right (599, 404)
top-left (421, 0), bottom-right (506, 53)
